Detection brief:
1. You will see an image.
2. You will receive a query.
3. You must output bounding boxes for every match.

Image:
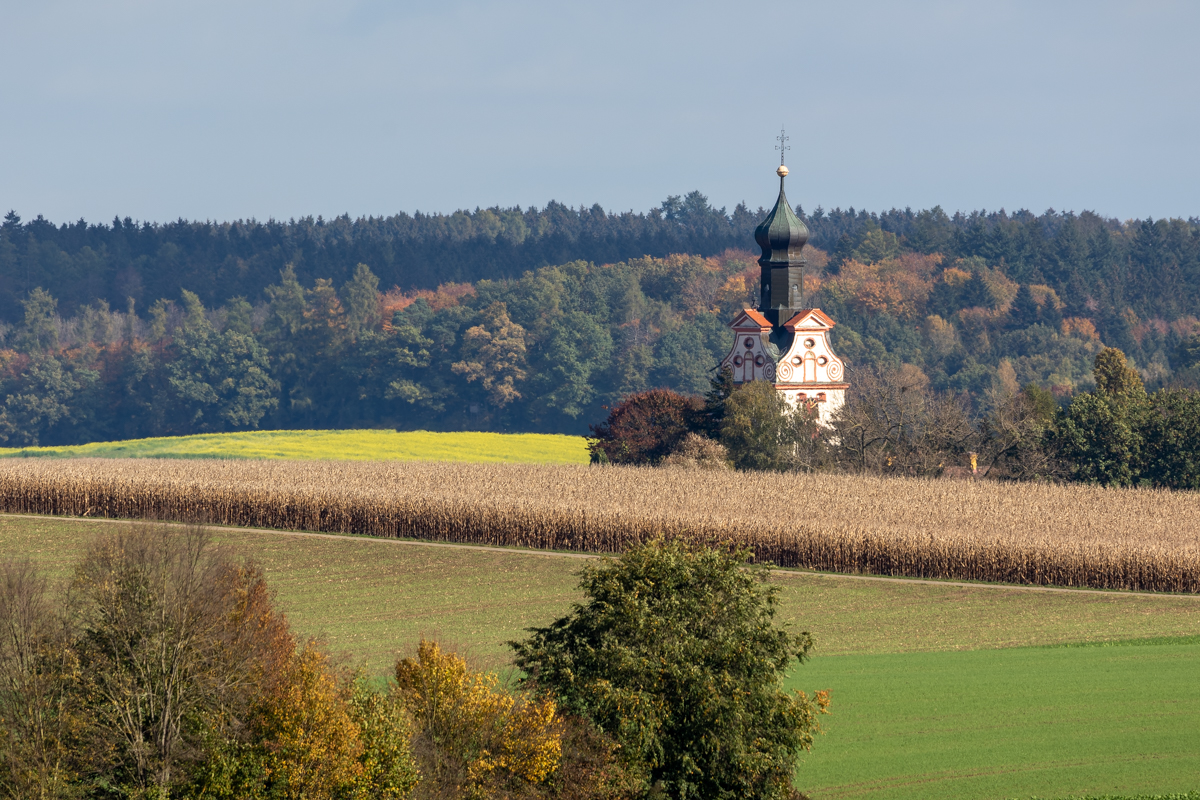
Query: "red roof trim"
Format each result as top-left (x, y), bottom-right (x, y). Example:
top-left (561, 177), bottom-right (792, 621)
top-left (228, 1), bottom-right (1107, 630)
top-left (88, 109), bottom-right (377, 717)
top-left (783, 308), bottom-right (836, 330)
top-left (730, 308), bottom-right (772, 328)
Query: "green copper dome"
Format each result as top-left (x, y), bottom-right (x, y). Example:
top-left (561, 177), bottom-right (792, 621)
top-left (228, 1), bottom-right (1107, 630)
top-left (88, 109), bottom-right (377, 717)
top-left (754, 172), bottom-right (809, 267)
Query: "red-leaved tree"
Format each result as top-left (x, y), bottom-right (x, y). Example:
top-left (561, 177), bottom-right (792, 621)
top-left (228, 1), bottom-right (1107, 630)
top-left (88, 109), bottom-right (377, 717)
top-left (587, 389), bottom-right (703, 465)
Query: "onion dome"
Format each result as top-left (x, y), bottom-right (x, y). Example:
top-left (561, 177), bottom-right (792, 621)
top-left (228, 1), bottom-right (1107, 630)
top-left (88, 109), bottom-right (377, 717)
top-left (754, 166), bottom-right (809, 267)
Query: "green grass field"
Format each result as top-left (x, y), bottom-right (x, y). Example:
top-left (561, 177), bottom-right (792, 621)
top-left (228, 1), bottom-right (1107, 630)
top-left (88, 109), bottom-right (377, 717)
top-left (790, 642), bottom-right (1200, 799)
top-left (2, 514), bottom-right (1197, 798)
top-left (0, 429), bottom-right (590, 464)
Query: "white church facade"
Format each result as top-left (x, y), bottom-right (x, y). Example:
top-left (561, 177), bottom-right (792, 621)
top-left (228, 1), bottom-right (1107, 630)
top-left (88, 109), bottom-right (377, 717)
top-left (719, 157), bottom-right (848, 424)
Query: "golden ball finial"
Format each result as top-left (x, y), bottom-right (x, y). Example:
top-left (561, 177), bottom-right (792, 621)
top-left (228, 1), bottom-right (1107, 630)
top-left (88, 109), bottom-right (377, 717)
top-left (777, 165), bottom-right (789, 177)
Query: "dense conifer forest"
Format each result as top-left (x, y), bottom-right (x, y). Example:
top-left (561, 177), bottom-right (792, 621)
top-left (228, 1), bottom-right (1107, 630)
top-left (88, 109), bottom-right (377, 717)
top-left (1, 196), bottom-right (1199, 445)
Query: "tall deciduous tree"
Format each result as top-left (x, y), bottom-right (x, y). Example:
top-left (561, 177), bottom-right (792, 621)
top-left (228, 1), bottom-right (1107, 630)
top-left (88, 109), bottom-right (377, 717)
top-left (1140, 388), bottom-right (1200, 490)
top-left (511, 540), bottom-right (829, 800)
top-left (168, 291), bottom-right (278, 432)
top-left (452, 301), bottom-right (528, 409)
top-left (0, 561), bottom-right (82, 799)
top-left (0, 354), bottom-right (99, 447)
top-left (71, 525), bottom-right (291, 794)
top-left (529, 311), bottom-right (614, 421)
top-left (1055, 348), bottom-right (1149, 486)
top-left (830, 364), bottom-right (976, 476)
top-left (719, 379), bottom-right (793, 472)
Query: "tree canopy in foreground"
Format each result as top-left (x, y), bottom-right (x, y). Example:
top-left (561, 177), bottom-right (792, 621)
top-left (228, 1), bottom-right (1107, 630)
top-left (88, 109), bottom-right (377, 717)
top-left (512, 540), bottom-right (829, 800)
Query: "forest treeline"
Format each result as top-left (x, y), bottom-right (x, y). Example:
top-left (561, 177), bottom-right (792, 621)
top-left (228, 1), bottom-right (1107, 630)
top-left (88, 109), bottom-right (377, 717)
top-left (4, 198), bottom-right (1199, 340)
top-left (0, 195), bottom-right (755, 323)
top-left (2, 196), bottom-right (1200, 446)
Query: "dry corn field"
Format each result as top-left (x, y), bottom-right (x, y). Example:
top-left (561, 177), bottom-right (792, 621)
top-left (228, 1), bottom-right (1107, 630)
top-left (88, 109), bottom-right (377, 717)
top-left (1, 458), bottom-right (1198, 593)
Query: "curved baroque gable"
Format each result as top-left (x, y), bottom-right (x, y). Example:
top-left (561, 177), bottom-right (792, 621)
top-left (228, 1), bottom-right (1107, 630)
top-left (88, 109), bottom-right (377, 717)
top-left (720, 310), bottom-right (776, 383)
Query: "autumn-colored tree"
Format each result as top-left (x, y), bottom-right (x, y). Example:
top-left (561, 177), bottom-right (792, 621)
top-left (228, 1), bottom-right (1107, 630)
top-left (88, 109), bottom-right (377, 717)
top-left (1093, 346), bottom-right (1147, 403)
top-left (823, 253), bottom-right (938, 321)
top-left (395, 640), bottom-right (562, 799)
top-left (452, 301), bottom-right (528, 408)
top-left (587, 388), bottom-right (702, 465)
top-left (347, 677), bottom-right (422, 800)
top-left (2, 525), bottom-right (423, 800)
top-left (250, 643), bottom-right (367, 798)
top-left (183, 647), bottom-right (422, 800)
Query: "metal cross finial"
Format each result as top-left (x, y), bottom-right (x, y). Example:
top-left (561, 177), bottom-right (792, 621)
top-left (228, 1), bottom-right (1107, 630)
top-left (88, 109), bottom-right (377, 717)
top-left (776, 126), bottom-right (790, 166)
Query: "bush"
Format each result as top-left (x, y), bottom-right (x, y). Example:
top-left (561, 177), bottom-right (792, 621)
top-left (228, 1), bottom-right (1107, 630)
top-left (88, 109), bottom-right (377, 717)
top-left (719, 380), bottom-right (794, 471)
top-left (395, 639), bottom-right (632, 799)
top-left (395, 639), bottom-right (560, 799)
top-left (660, 432), bottom-right (729, 470)
top-left (511, 540), bottom-right (829, 800)
top-left (587, 390), bottom-right (703, 466)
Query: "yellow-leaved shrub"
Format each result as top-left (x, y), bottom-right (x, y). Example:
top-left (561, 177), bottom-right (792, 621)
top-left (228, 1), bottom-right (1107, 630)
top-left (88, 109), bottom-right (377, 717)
top-left (395, 640), bottom-right (561, 799)
top-left (254, 643), bottom-right (366, 797)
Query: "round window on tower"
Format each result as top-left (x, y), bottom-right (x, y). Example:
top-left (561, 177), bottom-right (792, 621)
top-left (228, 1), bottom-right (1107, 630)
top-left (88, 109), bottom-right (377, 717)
top-left (744, 338), bottom-right (754, 349)
top-left (818, 356), bottom-right (828, 366)
top-left (803, 338), bottom-right (816, 349)
top-left (754, 354), bottom-right (765, 367)
top-left (791, 356), bottom-right (802, 366)
top-left (732, 355), bottom-right (743, 367)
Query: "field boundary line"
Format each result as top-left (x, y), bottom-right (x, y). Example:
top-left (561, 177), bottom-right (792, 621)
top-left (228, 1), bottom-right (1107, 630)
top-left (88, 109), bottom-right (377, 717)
top-left (5, 512), bottom-right (1199, 601)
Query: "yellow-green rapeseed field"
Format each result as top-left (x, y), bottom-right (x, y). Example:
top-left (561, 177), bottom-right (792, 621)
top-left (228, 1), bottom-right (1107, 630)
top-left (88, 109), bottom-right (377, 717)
top-left (0, 429), bottom-right (590, 465)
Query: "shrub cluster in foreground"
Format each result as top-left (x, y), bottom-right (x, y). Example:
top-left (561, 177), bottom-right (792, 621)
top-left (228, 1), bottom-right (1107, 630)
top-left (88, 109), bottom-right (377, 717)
top-left (0, 528), bottom-right (827, 799)
top-left (590, 347), bottom-right (1200, 490)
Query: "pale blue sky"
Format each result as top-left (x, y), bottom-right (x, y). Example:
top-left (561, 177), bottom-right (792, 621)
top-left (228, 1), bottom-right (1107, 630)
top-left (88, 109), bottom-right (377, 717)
top-left (2, 0), bottom-right (1197, 224)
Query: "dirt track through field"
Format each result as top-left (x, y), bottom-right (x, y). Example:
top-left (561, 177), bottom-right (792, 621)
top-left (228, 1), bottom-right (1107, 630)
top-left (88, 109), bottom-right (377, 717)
top-left (6, 512), bottom-right (1198, 601)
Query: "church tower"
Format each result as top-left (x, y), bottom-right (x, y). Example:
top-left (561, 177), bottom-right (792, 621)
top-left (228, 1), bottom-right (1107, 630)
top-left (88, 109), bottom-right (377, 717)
top-left (719, 136), bottom-right (849, 424)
